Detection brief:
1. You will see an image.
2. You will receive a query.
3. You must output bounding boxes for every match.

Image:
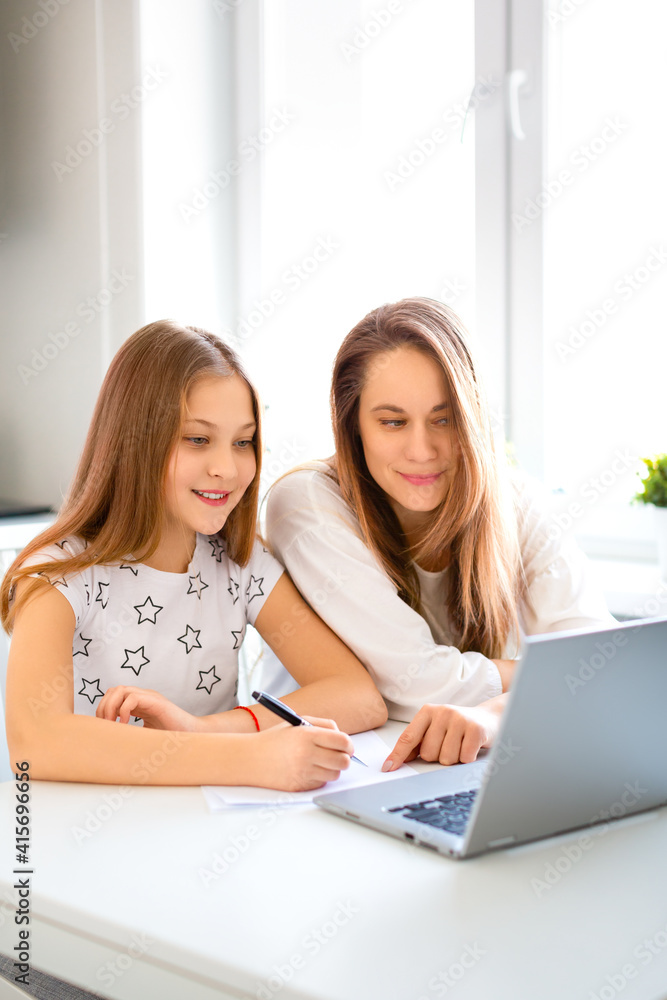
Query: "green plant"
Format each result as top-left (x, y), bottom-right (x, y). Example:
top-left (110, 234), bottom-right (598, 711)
top-left (634, 454), bottom-right (667, 508)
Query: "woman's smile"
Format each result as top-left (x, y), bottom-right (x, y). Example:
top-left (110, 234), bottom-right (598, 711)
top-left (397, 472), bottom-right (444, 486)
top-left (357, 345), bottom-right (459, 528)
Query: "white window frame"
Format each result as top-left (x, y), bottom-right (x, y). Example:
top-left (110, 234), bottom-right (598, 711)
top-left (475, 0), bottom-right (547, 481)
top-left (238, 0), bottom-right (650, 562)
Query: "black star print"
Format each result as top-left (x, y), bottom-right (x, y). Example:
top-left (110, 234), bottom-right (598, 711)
top-left (84, 583), bottom-right (91, 606)
top-left (178, 624), bottom-right (202, 654)
top-left (79, 678), bottom-right (104, 704)
top-left (39, 570), bottom-right (68, 589)
top-left (55, 539), bottom-right (69, 550)
top-left (245, 576), bottom-right (265, 603)
top-left (121, 647), bottom-right (150, 676)
top-left (119, 563), bottom-right (139, 576)
top-left (196, 666), bottom-right (221, 695)
top-left (187, 572), bottom-right (209, 600)
top-left (227, 579), bottom-right (240, 604)
top-left (134, 596), bottom-right (163, 625)
top-left (209, 537), bottom-right (225, 562)
top-left (95, 581), bottom-right (110, 609)
top-left (231, 628), bottom-right (245, 650)
top-left (73, 633), bottom-right (92, 657)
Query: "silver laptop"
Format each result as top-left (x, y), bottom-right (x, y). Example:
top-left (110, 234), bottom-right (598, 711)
top-left (314, 617), bottom-right (667, 859)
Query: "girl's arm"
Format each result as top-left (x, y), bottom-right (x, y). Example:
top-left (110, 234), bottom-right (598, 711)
top-left (6, 582), bottom-right (355, 788)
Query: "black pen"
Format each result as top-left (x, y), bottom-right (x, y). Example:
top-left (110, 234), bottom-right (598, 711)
top-left (251, 690), bottom-right (367, 766)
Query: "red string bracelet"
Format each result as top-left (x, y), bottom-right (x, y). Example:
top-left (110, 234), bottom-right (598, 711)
top-left (234, 705), bottom-right (260, 732)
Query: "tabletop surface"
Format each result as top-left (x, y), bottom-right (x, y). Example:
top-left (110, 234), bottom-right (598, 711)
top-left (1, 722), bottom-right (666, 1000)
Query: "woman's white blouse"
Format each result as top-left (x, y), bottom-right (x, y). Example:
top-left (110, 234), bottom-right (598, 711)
top-left (266, 463), bottom-right (615, 721)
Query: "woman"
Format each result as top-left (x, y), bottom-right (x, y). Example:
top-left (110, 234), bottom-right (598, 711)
top-left (266, 298), bottom-right (614, 770)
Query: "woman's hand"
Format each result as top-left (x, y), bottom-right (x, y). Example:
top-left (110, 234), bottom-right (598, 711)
top-left (96, 686), bottom-right (197, 731)
top-left (252, 717), bottom-right (357, 792)
top-left (381, 701), bottom-right (505, 771)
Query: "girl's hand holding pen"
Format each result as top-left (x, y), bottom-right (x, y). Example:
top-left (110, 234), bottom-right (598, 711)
top-left (252, 689), bottom-right (367, 765)
top-left (252, 718), bottom-right (356, 792)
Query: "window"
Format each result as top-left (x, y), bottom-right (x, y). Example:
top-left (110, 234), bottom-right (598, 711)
top-left (140, 0), bottom-right (665, 560)
top-left (511, 0), bottom-right (667, 558)
top-left (244, 0), bottom-right (478, 487)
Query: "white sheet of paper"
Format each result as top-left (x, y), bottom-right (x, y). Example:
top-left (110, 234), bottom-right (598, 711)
top-left (201, 729), bottom-right (416, 810)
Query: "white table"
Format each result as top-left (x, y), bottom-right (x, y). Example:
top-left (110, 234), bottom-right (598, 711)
top-left (1, 723), bottom-right (667, 1000)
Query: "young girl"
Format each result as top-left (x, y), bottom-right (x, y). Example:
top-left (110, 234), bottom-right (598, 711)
top-left (266, 298), bottom-right (615, 771)
top-left (1, 321), bottom-right (386, 790)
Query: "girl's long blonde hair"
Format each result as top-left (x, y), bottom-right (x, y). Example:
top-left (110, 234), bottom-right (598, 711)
top-left (1, 320), bottom-right (262, 632)
top-left (328, 297), bottom-right (521, 659)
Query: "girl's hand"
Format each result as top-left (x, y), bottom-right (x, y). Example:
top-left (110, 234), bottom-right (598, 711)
top-left (253, 718), bottom-right (357, 792)
top-left (381, 703), bottom-right (502, 771)
top-left (96, 686), bottom-right (197, 731)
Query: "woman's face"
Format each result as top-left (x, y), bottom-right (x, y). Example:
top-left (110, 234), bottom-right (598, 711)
top-left (357, 346), bottom-right (459, 527)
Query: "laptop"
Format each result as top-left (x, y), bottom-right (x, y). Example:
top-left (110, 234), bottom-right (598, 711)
top-left (314, 617), bottom-right (667, 859)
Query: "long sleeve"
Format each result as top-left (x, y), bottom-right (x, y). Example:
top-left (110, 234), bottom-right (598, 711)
top-left (266, 466), bottom-right (503, 721)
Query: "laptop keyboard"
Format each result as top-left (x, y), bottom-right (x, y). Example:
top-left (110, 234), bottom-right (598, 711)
top-left (388, 788), bottom-right (478, 836)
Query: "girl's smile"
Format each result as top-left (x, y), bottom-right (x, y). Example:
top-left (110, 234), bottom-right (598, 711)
top-left (192, 489), bottom-right (231, 506)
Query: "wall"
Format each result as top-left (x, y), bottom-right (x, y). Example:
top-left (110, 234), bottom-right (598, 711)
top-left (0, 0), bottom-right (239, 510)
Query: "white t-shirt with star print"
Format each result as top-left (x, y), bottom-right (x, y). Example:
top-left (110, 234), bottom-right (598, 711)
top-left (24, 534), bottom-right (283, 721)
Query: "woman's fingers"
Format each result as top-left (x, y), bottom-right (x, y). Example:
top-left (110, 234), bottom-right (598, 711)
top-left (437, 717), bottom-right (466, 766)
top-left (459, 720), bottom-right (487, 763)
top-left (383, 705), bottom-right (491, 770)
top-left (418, 707), bottom-right (457, 761)
top-left (382, 708), bottom-right (433, 771)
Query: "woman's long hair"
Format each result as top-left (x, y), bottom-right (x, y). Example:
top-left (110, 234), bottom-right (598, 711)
top-left (1, 320), bottom-right (262, 632)
top-left (328, 297), bottom-right (521, 659)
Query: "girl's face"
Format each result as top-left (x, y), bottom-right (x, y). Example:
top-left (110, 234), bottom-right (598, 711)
top-left (357, 346), bottom-right (460, 529)
top-left (164, 375), bottom-right (257, 544)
